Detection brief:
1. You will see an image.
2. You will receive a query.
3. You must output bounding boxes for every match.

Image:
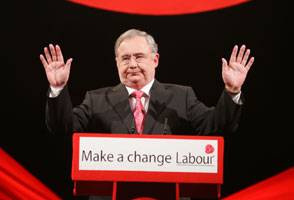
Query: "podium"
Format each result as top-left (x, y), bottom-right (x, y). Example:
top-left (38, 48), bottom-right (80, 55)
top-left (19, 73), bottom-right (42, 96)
top-left (72, 133), bottom-right (224, 199)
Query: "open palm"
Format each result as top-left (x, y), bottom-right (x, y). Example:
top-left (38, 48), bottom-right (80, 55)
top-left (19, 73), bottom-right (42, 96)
top-left (222, 45), bottom-right (254, 93)
top-left (40, 44), bottom-right (72, 88)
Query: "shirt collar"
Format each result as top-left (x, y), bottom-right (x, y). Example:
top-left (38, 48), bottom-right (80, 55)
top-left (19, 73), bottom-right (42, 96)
top-left (125, 79), bottom-right (155, 97)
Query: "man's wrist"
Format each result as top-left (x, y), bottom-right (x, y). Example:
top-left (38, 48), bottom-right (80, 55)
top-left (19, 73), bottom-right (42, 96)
top-left (225, 85), bottom-right (243, 105)
top-left (49, 85), bottom-right (64, 98)
top-left (225, 85), bottom-right (241, 94)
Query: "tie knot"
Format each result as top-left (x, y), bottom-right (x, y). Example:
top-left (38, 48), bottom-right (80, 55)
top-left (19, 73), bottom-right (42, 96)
top-left (132, 91), bottom-right (145, 99)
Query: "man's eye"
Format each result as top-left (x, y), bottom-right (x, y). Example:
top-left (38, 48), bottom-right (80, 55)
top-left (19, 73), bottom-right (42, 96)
top-left (136, 55), bottom-right (143, 59)
top-left (122, 57), bottom-right (130, 60)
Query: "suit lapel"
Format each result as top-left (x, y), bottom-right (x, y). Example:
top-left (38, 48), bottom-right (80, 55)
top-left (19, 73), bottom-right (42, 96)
top-left (106, 81), bottom-right (171, 134)
top-left (143, 80), bottom-right (171, 134)
top-left (106, 83), bottom-right (134, 133)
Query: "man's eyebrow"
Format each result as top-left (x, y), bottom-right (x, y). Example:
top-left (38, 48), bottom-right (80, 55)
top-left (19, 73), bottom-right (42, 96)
top-left (121, 53), bottom-right (145, 57)
top-left (121, 54), bottom-right (130, 57)
top-left (134, 53), bottom-right (145, 56)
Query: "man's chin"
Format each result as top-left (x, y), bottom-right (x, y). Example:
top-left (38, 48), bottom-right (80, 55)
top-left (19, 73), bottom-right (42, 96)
top-left (125, 77), bottom-right (147, 89)
top-left (127, 74), bottom-right (143, 82)
top-left (129, 79), bottom-right (141, 85)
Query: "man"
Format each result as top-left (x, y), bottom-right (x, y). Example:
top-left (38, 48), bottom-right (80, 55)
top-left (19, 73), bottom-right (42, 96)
top-left (40, 29), bottom-right (254, 199)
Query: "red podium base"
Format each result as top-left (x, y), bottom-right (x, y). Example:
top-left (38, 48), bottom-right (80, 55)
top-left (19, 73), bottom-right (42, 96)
top-left (74, 181), bottom-right (220, 199)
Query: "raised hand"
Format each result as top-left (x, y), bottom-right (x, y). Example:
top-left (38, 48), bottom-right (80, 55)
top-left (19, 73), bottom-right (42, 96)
top-left (222, 45), bottom-right (254, 93)
top-left (40, 44), bottom-right (73, 88)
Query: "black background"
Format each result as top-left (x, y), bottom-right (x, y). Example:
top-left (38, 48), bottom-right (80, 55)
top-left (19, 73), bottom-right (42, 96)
top-left (3, 0), bottom-right (292, 199)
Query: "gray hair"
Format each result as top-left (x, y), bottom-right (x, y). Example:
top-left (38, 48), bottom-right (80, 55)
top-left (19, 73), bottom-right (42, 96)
top-left (114, 29), bottom-right (158, 57)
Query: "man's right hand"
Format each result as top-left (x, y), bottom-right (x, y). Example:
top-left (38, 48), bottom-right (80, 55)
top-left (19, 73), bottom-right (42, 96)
top-left (40, 44), bottom-right (73, 88)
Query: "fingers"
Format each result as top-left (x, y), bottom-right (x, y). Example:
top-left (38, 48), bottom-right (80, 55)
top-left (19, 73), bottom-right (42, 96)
top-left (222, 58), bottom-right (228, 71)
top-left (230, 44), bottom-right (254, 69)
top-left (44, 46), bottom-right (52, 64)
top-left (241, 49), bottom-right (250, 66)
top-left (236, 45), bottom-right (246, 63)
top-left (245, 57), bottom-right (254, 72)
top-left (41, 44), bottom-right (65, 64)
top-left (40, 54), bottom-right (48, 68)
top-left (65, 58), bottom-right (73, 70)
top-left (49, 44), bottom-right (57, 62)
top-left (229, 45), bottom-right (238, 64)
top-left (56, 45), bottom-right (64, 63)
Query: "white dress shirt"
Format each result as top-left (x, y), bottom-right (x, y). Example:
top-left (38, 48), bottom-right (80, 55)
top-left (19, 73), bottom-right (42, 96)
top-left (125, 79), bottom-right (154, 113)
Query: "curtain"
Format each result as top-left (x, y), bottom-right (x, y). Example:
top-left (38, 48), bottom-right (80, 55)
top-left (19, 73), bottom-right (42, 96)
top-left (223, 167), bottom-right (294, 200)
top-left (0, 148), bottom-right (61, 200)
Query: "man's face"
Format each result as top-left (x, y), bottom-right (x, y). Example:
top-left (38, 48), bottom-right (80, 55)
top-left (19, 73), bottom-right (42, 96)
top-left (116, 36), bottom-right (159, 90)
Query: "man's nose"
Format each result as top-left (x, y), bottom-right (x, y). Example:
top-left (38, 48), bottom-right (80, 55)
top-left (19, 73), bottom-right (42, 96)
top-left (129, 56), bottom-right (138, 68)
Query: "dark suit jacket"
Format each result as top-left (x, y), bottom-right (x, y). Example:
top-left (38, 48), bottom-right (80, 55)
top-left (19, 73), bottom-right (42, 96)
top-left (46, 80), bottom-right (242, 136)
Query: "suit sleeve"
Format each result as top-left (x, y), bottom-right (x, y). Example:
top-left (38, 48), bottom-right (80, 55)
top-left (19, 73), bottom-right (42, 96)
top-left (186, 87), bottom-right (243, 135)
top-left (45, 85), bottom-right (92, 135)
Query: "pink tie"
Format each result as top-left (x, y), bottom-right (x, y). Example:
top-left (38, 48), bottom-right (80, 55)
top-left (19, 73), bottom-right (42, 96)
top-left (132, 91), bottom-right (146, 135)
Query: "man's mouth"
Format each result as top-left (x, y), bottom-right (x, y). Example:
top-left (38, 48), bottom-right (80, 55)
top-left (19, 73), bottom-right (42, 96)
top-left (127, 71), bottom-right (142, 75)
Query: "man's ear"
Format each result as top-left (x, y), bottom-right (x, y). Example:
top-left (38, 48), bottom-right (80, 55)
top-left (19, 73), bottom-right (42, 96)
top-left (154, 53), bottom-right (160, 68)
top-left (115, 57), bottom-right (119, 67)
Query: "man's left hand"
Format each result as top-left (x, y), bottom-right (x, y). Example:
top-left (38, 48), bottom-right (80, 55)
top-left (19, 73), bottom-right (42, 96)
top-left (222, 45), bottom-right (254, 93)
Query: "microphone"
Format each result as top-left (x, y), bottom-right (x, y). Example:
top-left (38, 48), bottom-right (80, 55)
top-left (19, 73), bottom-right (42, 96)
top-left (163, 118), bottom-right (168, 135)
top-left (131, 117), bottom-right (136, 134)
